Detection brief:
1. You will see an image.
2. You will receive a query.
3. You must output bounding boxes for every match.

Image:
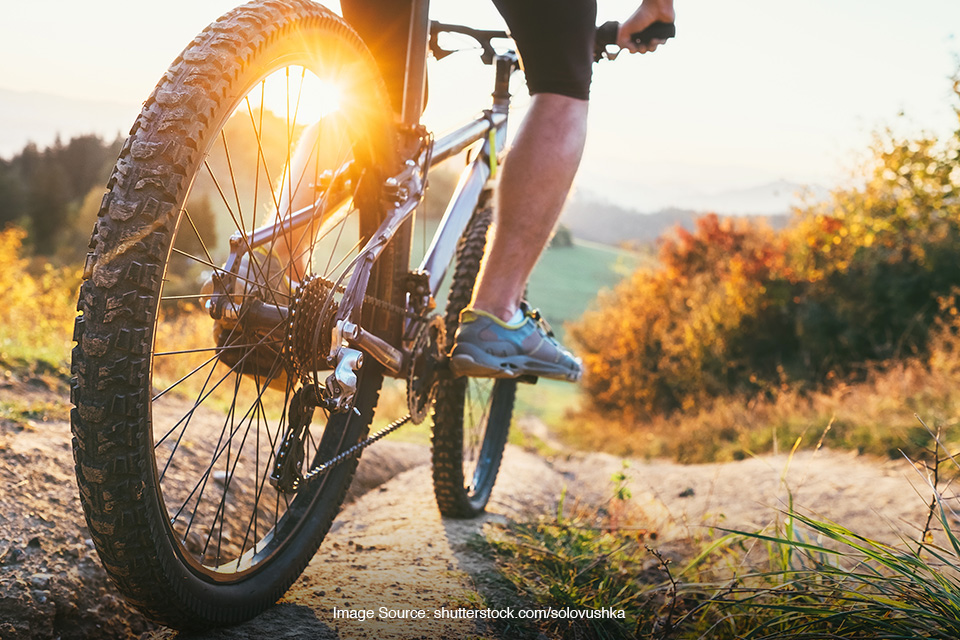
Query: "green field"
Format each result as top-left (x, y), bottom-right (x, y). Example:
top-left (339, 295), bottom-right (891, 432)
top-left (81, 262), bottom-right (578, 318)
top-left (525, 238), bottom-right (646, 340)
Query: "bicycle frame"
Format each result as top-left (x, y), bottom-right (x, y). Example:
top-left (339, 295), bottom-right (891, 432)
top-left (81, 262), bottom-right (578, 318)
top-left (215, 2), bottom-right (518, 406)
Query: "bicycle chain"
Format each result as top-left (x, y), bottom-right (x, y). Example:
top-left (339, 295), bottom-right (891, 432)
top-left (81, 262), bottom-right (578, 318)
top-left (299, 413), bottom-right (412, 488)
top-left (298, 273), bottom-right (407, 317)
top-left (283, 273), bottom-right (413, 489)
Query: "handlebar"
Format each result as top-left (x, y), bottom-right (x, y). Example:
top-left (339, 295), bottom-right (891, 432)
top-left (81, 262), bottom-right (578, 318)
top-left (429, 22), bottom-right (509, 65)
top-left (595, 20), bottom-right (676, 61)
top-left (428, 20), bottom-right (676, 66)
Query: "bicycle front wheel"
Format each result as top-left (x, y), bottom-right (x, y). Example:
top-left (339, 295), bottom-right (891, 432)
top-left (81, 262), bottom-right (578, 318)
top-left (432, 205), bottom-right (517, 518)
top-left (71, 0), bottom-right (405, 628)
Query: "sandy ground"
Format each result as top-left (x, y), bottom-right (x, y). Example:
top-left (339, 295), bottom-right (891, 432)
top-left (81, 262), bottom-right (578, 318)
top-left (0, 376), bottom-right (950, 639)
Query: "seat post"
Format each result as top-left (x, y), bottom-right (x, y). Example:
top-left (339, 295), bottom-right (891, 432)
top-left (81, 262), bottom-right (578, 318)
top-left (401, 0), bottom-right (431, 125)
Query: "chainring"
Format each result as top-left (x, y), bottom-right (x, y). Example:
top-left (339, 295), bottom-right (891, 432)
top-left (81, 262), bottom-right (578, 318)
top-left (407, 314), bottom-right (447, 424)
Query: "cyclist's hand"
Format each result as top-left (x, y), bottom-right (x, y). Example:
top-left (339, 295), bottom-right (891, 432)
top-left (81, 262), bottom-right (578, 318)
top-left (619, 0), bottom-right (676, 54)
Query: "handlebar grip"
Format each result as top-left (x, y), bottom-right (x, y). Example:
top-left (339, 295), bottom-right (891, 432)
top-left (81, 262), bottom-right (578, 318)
top-left (595, 20), bottom-right (676, 49)
top-left (631, 21), bottom-right (676, 46)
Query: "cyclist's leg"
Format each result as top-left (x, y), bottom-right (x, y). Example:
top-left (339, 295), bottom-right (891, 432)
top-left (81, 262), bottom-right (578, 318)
top-left (450, 0), bottom-right (596, 381)
top-left (469, 93), bottom-right (588, 320)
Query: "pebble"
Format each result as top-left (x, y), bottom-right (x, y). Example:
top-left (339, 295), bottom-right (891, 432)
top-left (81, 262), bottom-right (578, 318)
top-left (30, 573), bottom-right (53, 590)
top-left (0, 546), bottom-right (23, 565)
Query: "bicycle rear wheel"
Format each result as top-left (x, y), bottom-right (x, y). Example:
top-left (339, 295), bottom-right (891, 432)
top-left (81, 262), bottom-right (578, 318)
top-left (71, 0), bottom-right (405, 628)
top-left (432, 205), bottom-right (517, 518)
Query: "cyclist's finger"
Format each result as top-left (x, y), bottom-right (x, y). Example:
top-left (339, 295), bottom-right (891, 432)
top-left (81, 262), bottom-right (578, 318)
top-left (624, 37), bottom-right (667, 55)
top-left (641, 39), bottom-right (666, 53)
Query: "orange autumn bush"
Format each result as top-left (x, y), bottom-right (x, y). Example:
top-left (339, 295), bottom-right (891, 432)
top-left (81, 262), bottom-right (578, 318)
top-left (571, 119), bottom-right (960, 419)
top-left (570, 215), bottom-right (796, 417)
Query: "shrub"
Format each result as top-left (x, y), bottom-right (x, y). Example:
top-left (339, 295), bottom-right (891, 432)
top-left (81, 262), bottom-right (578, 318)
top-left (570, 124), bottom-right (960, 420)
top-left (0, 226), bottom-right (80, 372)
top-left (570, 215), bottom-right (794, 416)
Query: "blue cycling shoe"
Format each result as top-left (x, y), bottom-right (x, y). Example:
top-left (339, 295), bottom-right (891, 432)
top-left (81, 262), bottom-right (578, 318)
top-left (448, 303), bottom-right (582, 382)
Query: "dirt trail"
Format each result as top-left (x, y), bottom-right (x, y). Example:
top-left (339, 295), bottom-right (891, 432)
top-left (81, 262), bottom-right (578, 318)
top-left (149, 444), bottom-right (942, 640)
top-left (0, 379), bottom-right (946, 640)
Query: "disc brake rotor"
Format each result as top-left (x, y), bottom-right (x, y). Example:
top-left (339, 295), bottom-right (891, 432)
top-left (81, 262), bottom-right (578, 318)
top-left (407, 314), bottom-right (446, 424)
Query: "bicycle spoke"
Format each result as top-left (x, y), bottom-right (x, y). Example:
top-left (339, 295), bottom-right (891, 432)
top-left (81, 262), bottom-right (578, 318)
top-left (203, 356), bottom-right (291, 564)
top-left (152, 351), bottom-right (221, 403)
top-left (175, 373), bottom-right (280, 539)
top-left (160, 293), bottom-right (210, 302)
top-left (240, 368), bottom-right (295, 560)
top-left (169, 248), bottom-right (290, 302)
top-left (219, 131), bottom-right (246, 233)
top-left (236, 388), bottom-right (276, 560)
top-left (244, 95), bottom-right (282, 218)
top-left (201, 162), bottom-right (287, 311)
top-left (154, 340), bottom-right (282, 358)
top-left (179, 370), bottom-right (241, 541)
top-left (323, 236), bottom-right (366, 281)
top-left (156, 321), bottom-right (287, 477)
top-left (204, 381), bottom-right (260, 566)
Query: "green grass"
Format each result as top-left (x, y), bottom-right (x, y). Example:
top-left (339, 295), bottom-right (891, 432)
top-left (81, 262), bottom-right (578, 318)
top-left (482, 429), bottom-right (960, 640)
top-left (514, 378), bottom-right (581, 428)
top-left (0, 396), bottom-right (70, 426)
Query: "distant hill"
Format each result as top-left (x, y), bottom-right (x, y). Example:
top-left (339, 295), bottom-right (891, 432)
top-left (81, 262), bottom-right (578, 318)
top-left (677, 179), bottom-right (829, 216)
top-left (560, 194), bottom-right (791, 248)
top-left (0, 88), bottom-right (139, 157)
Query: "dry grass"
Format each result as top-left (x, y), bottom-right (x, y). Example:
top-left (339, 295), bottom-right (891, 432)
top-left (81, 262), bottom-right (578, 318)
top-left (0, 227), bottom-right (80, 375)
top-left (557, 315), bottom-right (960, 464)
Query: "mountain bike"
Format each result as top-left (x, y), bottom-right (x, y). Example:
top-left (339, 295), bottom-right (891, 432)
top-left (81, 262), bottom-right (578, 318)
top-left (70, 0), bottom-right (673, 628)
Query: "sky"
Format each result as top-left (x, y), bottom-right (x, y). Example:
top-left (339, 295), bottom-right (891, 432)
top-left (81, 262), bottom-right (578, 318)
top-left (2, 0), bottom-right (959, 212)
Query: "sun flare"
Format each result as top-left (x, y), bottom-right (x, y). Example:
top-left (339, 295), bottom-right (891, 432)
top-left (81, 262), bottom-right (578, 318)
top-left (245, 66), bottom-right (343, 121)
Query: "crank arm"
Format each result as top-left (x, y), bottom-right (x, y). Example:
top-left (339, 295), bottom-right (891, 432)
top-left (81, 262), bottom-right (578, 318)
top-left (337, 320), bottom-right (406, 374)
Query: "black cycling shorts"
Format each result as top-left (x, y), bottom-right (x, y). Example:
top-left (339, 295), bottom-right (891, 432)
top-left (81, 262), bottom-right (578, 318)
top-left (492, 0), bottom-right (597, 101)
top-left (341, 0), bottom-right (597, 110)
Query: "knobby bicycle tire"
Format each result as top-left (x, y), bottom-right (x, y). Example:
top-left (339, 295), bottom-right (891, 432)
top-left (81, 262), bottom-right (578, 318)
top-left (432, 204), bottom-right (517, 518)
top-left (70, 0), bottom-right (407, 628)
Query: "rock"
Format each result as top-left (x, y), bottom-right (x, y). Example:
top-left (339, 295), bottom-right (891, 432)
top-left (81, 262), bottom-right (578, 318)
top-left (0, 546), bottom-right (24, 565)
top-left (29, 574), bottom-right (53, 590)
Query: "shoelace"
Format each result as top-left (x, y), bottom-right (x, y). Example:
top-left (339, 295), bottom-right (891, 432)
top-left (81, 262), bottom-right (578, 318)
top-left (523, 306), bottom-right (555, 338)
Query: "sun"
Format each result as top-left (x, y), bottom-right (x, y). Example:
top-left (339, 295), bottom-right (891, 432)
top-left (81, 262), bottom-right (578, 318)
top-left (245, 66), bottom-right (343, 123)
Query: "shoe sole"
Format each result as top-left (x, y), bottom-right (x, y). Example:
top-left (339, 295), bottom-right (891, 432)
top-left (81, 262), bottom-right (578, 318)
top-left (449, 352), bottom-right (581, 383)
